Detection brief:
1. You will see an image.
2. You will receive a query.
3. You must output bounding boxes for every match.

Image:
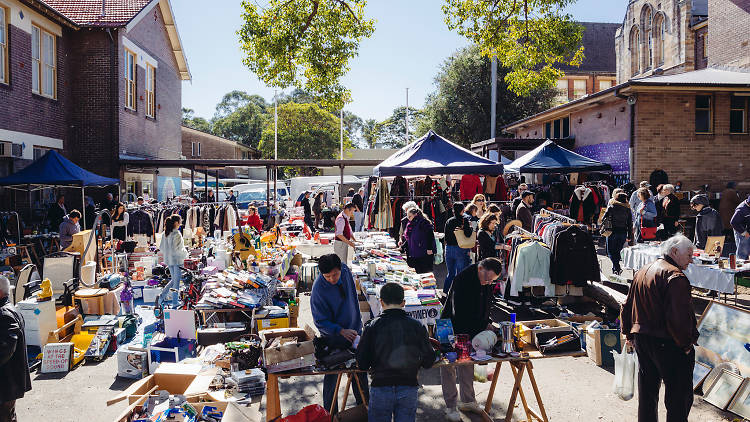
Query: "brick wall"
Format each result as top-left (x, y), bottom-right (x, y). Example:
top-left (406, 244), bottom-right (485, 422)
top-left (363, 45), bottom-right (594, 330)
top-left (118, 6), bottom-right (182, 162)
top-left (181, 126), bottom-right (258, 178)
top-left (694, 26), bottom-right (708, 70)
top-left (67, 29), bottom-right (119, 179)
top-left (708, 0), bottom-right (750, 69)
top-left (633, 91), bottom-right (750, 190)
top-left (0, 25), bottom-right (69, 144)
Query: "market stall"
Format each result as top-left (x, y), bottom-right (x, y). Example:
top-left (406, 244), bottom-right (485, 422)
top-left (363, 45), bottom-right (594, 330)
top-left (622, 244), bottom-right (750, 294)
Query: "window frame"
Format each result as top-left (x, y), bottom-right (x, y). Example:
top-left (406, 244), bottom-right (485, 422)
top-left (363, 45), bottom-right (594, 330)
top-left (572, 79), bottom-right (587, 99)
top-left (191, 142), bottom-right (201, 157)
top-left (31, 24), bottom-right (57, 99)
top-left (543, 116), bottom-right (571, 139)
top-left (0, 6), bottom-right (8, 85)
top-left (598, 79), bottom-right (613, 91)
top-left (730, 95), bottom-right (748, 134)
top-left (695, 95), bottom-right (713, 134)
top-left (124, 49), bottom-right (137, 110)
top-left (145, 63), bottom-right (155, 118)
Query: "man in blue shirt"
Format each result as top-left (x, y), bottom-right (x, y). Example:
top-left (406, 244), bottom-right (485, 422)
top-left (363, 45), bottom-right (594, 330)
top-left (310, 253), bottom-right (369, 413)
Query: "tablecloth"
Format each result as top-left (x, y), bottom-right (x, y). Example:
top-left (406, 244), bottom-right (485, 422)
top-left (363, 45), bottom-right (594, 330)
top-left (621, 246), bottom-right (738, 294)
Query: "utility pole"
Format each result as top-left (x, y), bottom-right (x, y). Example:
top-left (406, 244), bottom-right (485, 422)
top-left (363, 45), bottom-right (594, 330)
top-left (491, 58), bottom-right (497, 140)
top-left (274, 90), bottom-right (278, 198)
top-left (340, 109), bottom-right (344, 160)
top-left (405, 88), bottom-right (410, 143)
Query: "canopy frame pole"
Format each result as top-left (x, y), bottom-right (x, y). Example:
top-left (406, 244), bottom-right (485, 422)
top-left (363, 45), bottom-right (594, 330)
top-left (204, 169), bottom-right (208, 201)
top-left (81, 185), bottom-right (86, 230)
top-left (190, 166), bottom-right (195, 198)
top-left (215, 171), bottom-right (219, 198)
top-left (340, 165), bottom-right (344, 205)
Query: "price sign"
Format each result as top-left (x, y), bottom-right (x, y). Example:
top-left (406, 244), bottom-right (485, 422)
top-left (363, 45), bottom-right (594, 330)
top-left (41, 342), bottom-right (74, 373)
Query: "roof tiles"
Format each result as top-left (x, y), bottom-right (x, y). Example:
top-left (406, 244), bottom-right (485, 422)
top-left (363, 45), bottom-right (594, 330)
top-left (40, 0), bottom-right (153, 27)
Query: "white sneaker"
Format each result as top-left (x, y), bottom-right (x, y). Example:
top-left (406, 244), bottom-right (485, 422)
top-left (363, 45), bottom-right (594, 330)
top-left (446, 407), bottom-right (461, 421)
top-left (458, 401), bottom-right (483, 414)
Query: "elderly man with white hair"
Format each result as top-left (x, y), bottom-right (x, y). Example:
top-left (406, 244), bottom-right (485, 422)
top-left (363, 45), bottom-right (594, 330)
top-left (658, 184), bottom-right (681, 240)
top-left (621, 234), bottom-right (698, 422)
top-left (0, 276), bottom-right (31, 421)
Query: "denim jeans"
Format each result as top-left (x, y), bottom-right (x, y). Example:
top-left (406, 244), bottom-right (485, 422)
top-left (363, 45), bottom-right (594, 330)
top-left (368, 386), bottom-right (419, 422)
top-left (606, 231), bottom-right (628, 273)
top-left (736, 231), bottom-right (750, 260)
top-left (444, 246), bottom-right (470, 293)
top-left (323, 372), bottom-right (369, 414)
top-left (160, 264), bottom-right (181, 306)
top-left (353, 211), bottom-right (364, 231)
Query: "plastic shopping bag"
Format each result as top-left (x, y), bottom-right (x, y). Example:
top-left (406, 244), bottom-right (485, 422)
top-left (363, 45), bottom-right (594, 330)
top-left (612, 345), bottom-right (639, 401)
top-left (434, 239), bottom-right (444, 265)
top-left (280, 404), bottom-right (331, 422)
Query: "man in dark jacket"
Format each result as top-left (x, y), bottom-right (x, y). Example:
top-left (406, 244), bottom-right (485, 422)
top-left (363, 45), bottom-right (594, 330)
top-left (0, 276), bottom-right (31, 422)
top-left (301, 191), bottom-right (315, 232)
top-left (357, 283), bottom-right (435, 422)
top-left (690, 194), bottom-right (722, 250)
top-left (310, 254), bottom-right (368, 413)
top-left (732, 194), bottom-right (750, 260)
top-left (658, 184), bottom-right (681, 240)
top-left (621, 235), bottom-right (698, 422)
top-left (516, 191), bottom-right (535, 232)
top-left (440, 258), bottom-right (502, 421)
top-left (510, 183), bottom-right (528, 217)
top-left (47, 195), bottom-right (66, 232)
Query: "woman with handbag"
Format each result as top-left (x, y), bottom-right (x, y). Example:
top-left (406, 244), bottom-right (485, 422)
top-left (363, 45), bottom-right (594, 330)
top-left (443, 202), bottom-right (473, 293)
top-left (601, 192), bottom-right (633, 274)
top-left (404, 208), bottom-right (436, 274)
top-left (634, 188), bottom-right (658, 243)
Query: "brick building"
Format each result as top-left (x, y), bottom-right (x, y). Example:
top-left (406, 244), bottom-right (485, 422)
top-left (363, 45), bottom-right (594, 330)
top-left (0, 0), bottom-right (190, 203)
top-left (552, 22), bottom-right (619, 106)
top-left (181, 126), bottom-right (260, 178)
top-left (486, 0), bottom-right (750, 192)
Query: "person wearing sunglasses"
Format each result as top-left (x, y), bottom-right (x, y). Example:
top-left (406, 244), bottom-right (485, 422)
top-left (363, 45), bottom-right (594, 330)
top-left (471, 194), bottom-right (487, 218)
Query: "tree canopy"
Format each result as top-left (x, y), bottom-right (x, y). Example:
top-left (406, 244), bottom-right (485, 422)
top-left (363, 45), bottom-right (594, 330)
top-left (417, 46), bottom-right (556, 147)
top-left (442, 0), bottom-right (584, 95)
top-left (238, 0), bottom-right (375, 110)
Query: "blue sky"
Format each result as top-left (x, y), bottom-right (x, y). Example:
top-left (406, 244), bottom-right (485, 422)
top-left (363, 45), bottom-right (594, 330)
top-left (173, 0), bottom-right (628, 122)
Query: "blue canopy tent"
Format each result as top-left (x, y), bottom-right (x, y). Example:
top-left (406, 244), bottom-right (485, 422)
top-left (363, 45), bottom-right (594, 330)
top-left (373, 130), bottom-right (504, 176)
top-left (0, 150), bottom-right (119, 229)
top-left (504, 140), bottom-right (612, 174)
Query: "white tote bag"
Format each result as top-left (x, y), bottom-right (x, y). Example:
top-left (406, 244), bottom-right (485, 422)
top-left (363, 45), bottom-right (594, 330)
top-left (612, 345), bottom-right (639, 401)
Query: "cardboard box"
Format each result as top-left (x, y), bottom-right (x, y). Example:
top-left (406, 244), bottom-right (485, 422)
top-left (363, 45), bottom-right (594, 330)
top-left (260, 326), bottom-right (316, 373)
top-left (142, 287), bottom-right (160, 304)
top-left (520, 319), bottom-right (572, 348)
top-left (107, 363), bottom-right (202, 406)
top-left (116, 346), bottom-right (148, 379)
top-left (586, 328), bottom-right (621, 366)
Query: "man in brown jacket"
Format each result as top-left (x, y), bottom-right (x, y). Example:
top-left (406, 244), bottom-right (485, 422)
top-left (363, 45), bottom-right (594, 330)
top-left (621, 234), bottom-right (698, 422)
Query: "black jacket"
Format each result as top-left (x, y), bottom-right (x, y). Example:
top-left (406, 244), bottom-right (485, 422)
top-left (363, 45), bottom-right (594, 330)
top-left (660, 194), bottom-right (681, 228)
top-left (356, 309), bottom-right (435, 387)
top-left (550, 225), bottom-right (600, 286)
top-left (301, 197), bottom-right (312, 217)
top-left (602, 200), bottom-right (633, 238)
top-left (444, 215), bottom-right (471, 247)
top-left (478, 230), bottom-right (497, 260)
top-left (0, 297), bottom-right (31, 401)
top-left (694, 207), bottom-right (723, 249)
top-left (440, 264), bottom-right (493, 338)
top-left (48, 203), bottom-right (66, 232)
top-left (516, 201), bottom-right (533, 232)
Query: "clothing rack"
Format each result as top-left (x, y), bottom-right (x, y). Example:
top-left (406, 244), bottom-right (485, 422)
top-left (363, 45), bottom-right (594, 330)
top-left (511, 225), bottom-right (541, 239)
top-left (539, 209), bottom-right (577, 224)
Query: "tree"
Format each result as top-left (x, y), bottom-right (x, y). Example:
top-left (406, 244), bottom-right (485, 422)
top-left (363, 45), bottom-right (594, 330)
top-left (442, 0), bottom-right (584, 96)
top-left (342, 111), bottom-right (365, 148)
top-left (418, 46), bottom-right (556, 148)
top-left (238, 0), bottom-right (375, 111)
top-left (214, 91), bottom-right (268, 117)
top-left (258, 102), bottom-right (352, 175)
top-left (375, 106), bottom-right (424, 149)
top-left (210, 91), bottom-right (269, 148)
top-left (361, 118), bottom-right (379, 148)
top-left (181, 107), bottom-right (212, 133)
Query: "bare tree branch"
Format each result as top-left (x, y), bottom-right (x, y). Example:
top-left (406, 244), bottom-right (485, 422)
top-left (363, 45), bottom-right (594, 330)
top-left (333, 0), bottom-right (360, 23)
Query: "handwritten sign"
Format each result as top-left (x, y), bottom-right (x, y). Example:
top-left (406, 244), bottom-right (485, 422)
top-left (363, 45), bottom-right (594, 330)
top-left (41, 342), bottom-right (73, 373)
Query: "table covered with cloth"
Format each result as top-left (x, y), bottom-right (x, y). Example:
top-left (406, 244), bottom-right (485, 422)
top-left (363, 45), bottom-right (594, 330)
top-left (621, 245), bottom-right (741, 294)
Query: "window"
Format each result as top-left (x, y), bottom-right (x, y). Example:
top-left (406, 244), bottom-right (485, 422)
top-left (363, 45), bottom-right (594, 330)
top-left (191, 142), bottom-right (201, 157)
top-left (554, 79), bottom-right (568, 103)
top-left (32, 25), bottom-right (56, 98)
top-left (653, 14), bottom-right (665, 66)
top-left (125, 50), bottom-right (136, 109)
top-left (730, 95), bottom-right (748, 134)
top-left (641, 6), bottom-right (653, 71)
top-left (703, 34), bottom-right (708, 59)
top-left (145, 64), bottom-right (155, 117)
top-left (33, 147), bottom-right (48, 160)
top-left (544, 116), bottom-right (570, 139)
top-left (0, 7), bottom-right (7, 84)
top-left (630, 27), bottom-right (641, 76)
top-left (598, 80), bottom-right (613, 91)
top-left (695, 95), bottom-right (712, 133)
top-left (573, 80), bottom-right (586, 98)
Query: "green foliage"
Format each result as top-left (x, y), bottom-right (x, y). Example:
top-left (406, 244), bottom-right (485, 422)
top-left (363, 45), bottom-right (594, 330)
top-left (442, 0), bottom-right (584, 95)
top-left (374, 106), bottom-right (425, 149)
top-left (418, 46), bottom-right (556, 147)
top-left (182, 107), bottom-right (212, 133)
top-left (258, 103), bottom-right (352, 175)
top-left (215, 91), bottom-right (268, 117)
top-left (210, 91), bottom-right (269, 148)
top-left (361, 118), bottom-right (379, 148)
top-left (238, 0), bottom-right (375, 111)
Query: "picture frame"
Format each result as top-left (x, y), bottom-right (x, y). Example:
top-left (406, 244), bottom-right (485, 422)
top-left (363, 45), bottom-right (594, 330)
top-left (728, 379), bottom-right (750, 419)
top-left (703, 369), bottom-right (745, 410)
top-left (705, 236), bottom-right (725, 257)
top-left (696, 301), bottom-right (750, 375)
top-left (693, 361), bottom-right (712, 391)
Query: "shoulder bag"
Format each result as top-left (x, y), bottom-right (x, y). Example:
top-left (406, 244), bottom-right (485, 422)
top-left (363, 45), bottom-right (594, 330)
top-left (454, 227), bottom-right (476, 249)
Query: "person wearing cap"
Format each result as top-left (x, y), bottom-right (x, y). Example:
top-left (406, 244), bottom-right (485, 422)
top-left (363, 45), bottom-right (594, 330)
top-left (731, 194), bottom-right (750, 260)
top-left (516, 191), bottom-right (535, 232)
top-left (690, 194), bottom-right (722, 250)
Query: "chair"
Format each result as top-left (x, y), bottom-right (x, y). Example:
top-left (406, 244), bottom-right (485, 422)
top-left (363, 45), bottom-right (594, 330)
top-left (13, 264), bottom-right (36, 305)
